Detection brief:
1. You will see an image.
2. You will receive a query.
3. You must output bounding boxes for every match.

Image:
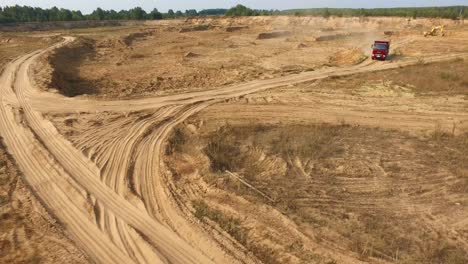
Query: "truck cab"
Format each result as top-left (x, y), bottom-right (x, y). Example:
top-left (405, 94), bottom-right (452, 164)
top-left (371, 40), bottom-right (390, 61)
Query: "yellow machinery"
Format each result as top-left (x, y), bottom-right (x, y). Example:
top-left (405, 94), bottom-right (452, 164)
top-left (424, 25), bottom-right (445, 37)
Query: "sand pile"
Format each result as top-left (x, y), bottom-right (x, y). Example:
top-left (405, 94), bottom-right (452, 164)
top-left (184, 52), bottom-right (200, 58)
top-left (122, 31), bottom-right (153, 46)
top-left (257, 31), bottom-right (292, 40)
top-left (329, 48), bottom-right (368, 66)
top-left (179, 25), bottom-right (210, 33)
top-left (226, 26), bottom-right (248, 32)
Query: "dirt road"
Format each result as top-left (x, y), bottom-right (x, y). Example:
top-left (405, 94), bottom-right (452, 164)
top-left (0, 37), bottom-right (467, 263)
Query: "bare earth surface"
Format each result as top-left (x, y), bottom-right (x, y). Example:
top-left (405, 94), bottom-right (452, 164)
top-left (0, 32), bottom-right (87, 264)
top-left (0, 144), bottom-right (88, 264)
top-left (0, 16), bottom-right (467, 263)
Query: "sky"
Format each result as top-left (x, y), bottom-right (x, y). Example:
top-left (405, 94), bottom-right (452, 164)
top-left (1, 0), bottom-right (467, 14)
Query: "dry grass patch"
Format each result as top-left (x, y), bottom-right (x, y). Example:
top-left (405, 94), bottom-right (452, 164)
top-left (167, 122), bottom-right (468, 263)
top-left (322, 58), bottom-right (468, 96)
top-left (192, 199), bottom-right (247, 245)
top-left (166, 127), bottom-right (189, 155)
top-left (430, 130), bottom-right (468, 193)
top-left (204, 123), bottom-right (346, 173)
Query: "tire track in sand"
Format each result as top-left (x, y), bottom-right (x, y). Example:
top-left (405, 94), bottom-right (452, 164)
top-left (0, 46), bottom-right (136, 264)
top-left (3, 38), bottom-right (216, 264)
top-left (1, 37), bottom-right (468, 264)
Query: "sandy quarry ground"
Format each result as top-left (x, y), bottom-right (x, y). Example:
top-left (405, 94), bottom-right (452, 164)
top-left (0, 16), bottom-right (467, 264)
top-left (0, 32), bottom-right (88, 263)
top-left (32, 16), bottom-right (467, 98)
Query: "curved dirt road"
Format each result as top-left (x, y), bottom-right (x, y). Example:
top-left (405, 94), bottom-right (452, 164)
top-left (1, 37), bottom-right (467, 264)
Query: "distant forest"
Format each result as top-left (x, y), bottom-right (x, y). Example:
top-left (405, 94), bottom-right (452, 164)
top-left (0, 4), bottom-right (465, 24)
top-left (284, 6), bottom-right (465, 19)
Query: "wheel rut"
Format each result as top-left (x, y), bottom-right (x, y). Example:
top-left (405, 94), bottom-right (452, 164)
top-left (1, 37), bottom-right (467, 264)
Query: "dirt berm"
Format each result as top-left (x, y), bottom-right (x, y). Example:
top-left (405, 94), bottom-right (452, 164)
top-left (257, 31), bottom-right (292, 39)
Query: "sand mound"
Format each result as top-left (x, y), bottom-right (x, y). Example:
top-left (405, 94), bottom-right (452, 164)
top-left (296, 43), bottom-right (308, 49)
top-left (329, 48), bottom-right (368, 66)
top-left (184, 52), bottom-right (200, 58)
top-left (179, 25), bottom-right (210, 33)
top-left (226, 26), bottom-right (248, 32)
top-left (280, 65), bottom-right (313, 73)
top-left (122, 31), bottom-right (153, 46)
top-left (315, 32), bottom-right (365, 41)
top-left (257, 31), bottom-right (292, 40)
top-left (96, 38), bottom-right (126, 49)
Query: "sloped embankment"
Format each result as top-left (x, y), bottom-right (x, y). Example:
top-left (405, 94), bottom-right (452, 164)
top-left (34, 37), bottom-right (97, 97)
top-left (165, 122), bottom-right (468, 264)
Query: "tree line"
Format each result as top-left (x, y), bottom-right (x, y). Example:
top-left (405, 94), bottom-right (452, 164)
top-left (0, 4), bottom-right (465, 24)
top-left (0, 5), bottom-right (214, 23)
top-left (225, 5), bottom-right (465, 19)
top-left (284, 6), bottom-right (465, 20)
top-left (225, 5), bottom-right (279, 16)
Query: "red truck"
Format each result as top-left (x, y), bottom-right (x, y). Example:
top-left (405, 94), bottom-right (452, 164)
top-left (371, 40), bottom-right (390, 61)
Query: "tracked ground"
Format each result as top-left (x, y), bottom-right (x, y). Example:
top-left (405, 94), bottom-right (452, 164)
top-left (161, 50), bottom-right (468, 263)
top-left (0, 32), bottom-right (87, 264)
top-left (0, 143), bottom-right (88, 263)
top-left (1, 16), bottom-right (468, 264)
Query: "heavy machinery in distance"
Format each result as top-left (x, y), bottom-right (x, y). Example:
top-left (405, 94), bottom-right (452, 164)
top-left (424, 25), bottom-right (445, 37)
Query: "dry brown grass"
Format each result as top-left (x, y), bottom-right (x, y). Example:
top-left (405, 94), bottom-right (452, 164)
top-left (390, 59), bottom-right (468, 95)
top-left (430, 129), bottom-right (468, 194)
top-left (203, 123), bottom-right (346, 173)
top-left (326, 58), bottom-right (468, 96)
top-left (166, 127), bottom-right (189, 155)
top-left (167, 122), bottom-right (468, 264)
top-left (204, 126), bottom-right (244, 172)
top-left (346, 215), bottom-right (468, 264)
top-left (192, 199), bottom-right (247, 245)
